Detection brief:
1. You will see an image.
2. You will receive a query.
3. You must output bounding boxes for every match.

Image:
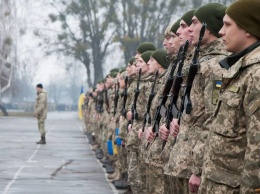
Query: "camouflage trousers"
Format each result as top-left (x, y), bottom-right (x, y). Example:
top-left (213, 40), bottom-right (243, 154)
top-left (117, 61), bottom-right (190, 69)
top-left (128, 151), bottom-right (141, 194)
top-left (137, 158), bottom-right (148, 193)
top-left (146, 165), bottom-right (164, 194)
top-left (198, 176), bottom-right (239, 194)
top-left (117, 146), bottom-right (127, 173)
top-left (37, 119), bottom-right (45, 136)
top-left (164, 175), bottom-right (195, 194)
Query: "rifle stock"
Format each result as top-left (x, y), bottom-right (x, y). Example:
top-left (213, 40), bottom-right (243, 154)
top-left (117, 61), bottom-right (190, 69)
top-left (162, 40), bottom-right (189, 150)
top-left (104, 82), bottom-right (109, 113)
top-left (145, 46), bottom-right (183, 150)
top-left (127, 69), bottom-right (142, 131)
top-left (142, 71), bottom-right (159, 132)
top-left (121, 76), bottom-right (128, 117)
top-left (172, 23), bottom-right (207, 145)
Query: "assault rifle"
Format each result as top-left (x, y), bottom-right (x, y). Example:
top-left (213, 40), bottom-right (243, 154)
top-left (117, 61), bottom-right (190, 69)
top-left (162, 40), bottom-right (189, 150)
top-left (177, 23), bottom-right (206, 123)
top-left (113, 81), bottom-right (120, 116)
top-left (145, 46), bottom-right (183, 149)
top-left (131, 68), bottom-right (142, 126)
top-left (127, 69), bottom-right (142, 131)
top-left (104, 82), bottom-right (109, 113)
top-left (142, 71), bottom-right (159, 133)
top-left (96, 90), bottom-right (104, 113)
top-left (121, 76), bottom-right (128, 118)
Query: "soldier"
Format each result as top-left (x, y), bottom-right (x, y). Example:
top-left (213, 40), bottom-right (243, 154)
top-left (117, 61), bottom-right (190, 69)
top-left (126, 50), bottom-right (154, 194)
top-left (144, 9), bottom-right (195, 194)
top-left (137, 20), bottom-right (180, 194)
top-left (199, 0), bottom-right (260, 193)
top-left (34, 83), bottom-right (48, 144)
top-left (111, 58), bottom-right (136, 189)
top-left (161, 4), bottom-right (228, 194)
top-left (112, 42), bottom-right (155, 193)
top-left (138, 48), bottom-right (171, 194)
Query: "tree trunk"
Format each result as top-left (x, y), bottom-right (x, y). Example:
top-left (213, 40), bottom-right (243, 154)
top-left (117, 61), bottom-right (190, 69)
top-left (82, 52), bottom-right (92, 87)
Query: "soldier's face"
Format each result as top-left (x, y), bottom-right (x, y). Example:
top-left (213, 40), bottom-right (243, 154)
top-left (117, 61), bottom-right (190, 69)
top-left (135, 52), bottom-right (141, 59)
top-left (119, 76), bottom-right (125, 89)
top-left (189, 16), bottom-right (211, 46)
top-left (126, 63), bottom-right (131, 75)
top-left (189, 16), bottom-right (202, 46)
top-left (130, 64), bottom-right (137, 76)
top-left (219, 14), bottom-right (248, 54)
top-left (169, 32), bottom-right (181, 55)
top-left (163, 35), bottom-right (172, 54)
top-left (177, 20), bottom-right (192, 46)
top-left (136, 57), bottom-right (149, 75)
top-left (147, 57), bottom-right (160, 75)
top-left (106, 76), bottom-right (113, 87)
top-left (36, 87), bottom-right (42, 93)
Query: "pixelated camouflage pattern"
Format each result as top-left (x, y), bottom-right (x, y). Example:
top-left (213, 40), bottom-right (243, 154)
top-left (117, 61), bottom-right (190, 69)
top-left (202, 45), bottom-right (260, 193)
top-left (128, 152), bottom-right (141, 193)
top-left (34, 90), bottom-right (48, 120)
top-left (138, 71), bottom-right (167, 159)
top-left (126, 74), bottom-right (153, 152)
top-left (146, 165), bottom-right (164, 194)
top-left (118, 78), bottom-right (134, 140)
top-left (164, 39), bottom-right (228, 179)
top-left (198, 176), bottom-right (239, 194)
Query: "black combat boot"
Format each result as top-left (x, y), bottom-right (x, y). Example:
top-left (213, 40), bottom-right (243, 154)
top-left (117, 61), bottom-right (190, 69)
top-left (36, 136), bottom-right (46, 144)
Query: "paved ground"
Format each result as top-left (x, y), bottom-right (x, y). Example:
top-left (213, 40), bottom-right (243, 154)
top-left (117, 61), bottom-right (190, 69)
top-left (0, 112), bottom-right (118, 194)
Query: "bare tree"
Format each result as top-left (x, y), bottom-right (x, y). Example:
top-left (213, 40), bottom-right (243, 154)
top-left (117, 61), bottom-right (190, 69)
top-left (111, 0), bottom-right (183, 63)
top-left (36, 0), bottom-right (117, 87)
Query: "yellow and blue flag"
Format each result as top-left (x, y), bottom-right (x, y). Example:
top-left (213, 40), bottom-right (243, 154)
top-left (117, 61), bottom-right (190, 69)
top-left (78, 86), bottom-right (85, 119)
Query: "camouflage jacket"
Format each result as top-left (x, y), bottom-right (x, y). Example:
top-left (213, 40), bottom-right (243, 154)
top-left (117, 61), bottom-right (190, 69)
top-left (126, 74), bottom-right (153, 152)
top-left (203, 44), bottom-right (260, 193)
top-left (137, 70), bottom-right (167, 160)
top-left (34, 89), bottom-right (48, 120)
top-left (164, 39), bottom-right (228, 178)
top-left (118, 78), bottom-right (135, 139)
top-left (145, 50), bottom-right (193, 168)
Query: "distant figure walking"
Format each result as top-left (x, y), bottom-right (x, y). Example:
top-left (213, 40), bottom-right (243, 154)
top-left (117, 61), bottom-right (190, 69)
top-left (34, 83), bottom-right (48, 144)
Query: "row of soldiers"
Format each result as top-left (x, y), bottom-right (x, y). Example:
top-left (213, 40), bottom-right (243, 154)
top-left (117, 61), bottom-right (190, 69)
top-left (83, 0), bottom-right (260, 193)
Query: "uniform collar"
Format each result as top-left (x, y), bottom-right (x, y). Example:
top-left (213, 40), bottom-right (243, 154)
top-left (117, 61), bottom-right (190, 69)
top-left (219, 41), bottom-right (260, 70)
top-left (222, 42), bottom-right (260, 78)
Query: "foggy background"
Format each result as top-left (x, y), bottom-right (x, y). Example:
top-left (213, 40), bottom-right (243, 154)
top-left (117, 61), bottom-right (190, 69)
top-left (0, 0), bottom-right (233, 113)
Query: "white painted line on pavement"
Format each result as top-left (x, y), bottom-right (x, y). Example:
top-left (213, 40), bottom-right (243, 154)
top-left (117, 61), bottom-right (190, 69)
top-left (3, 166), bottom-right (26, 194)
top-left (27, 145), bottom-right (40, 162)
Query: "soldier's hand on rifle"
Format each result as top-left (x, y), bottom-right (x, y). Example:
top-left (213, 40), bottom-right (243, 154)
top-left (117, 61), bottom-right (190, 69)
top-left (159, 124), bottom-right (170, 141)
top-left (128, 124), bottom-right (132, 132)
top-left (170, 118), bottom-right (180, 137)
top-left (127, 111), bottom-right (132, 120)
top-left (138, 128), bottom-right (143, 139)
top-left (146, 127), bottom-right (156, 143)
top-left (189, 174), bottom-right (201, 193)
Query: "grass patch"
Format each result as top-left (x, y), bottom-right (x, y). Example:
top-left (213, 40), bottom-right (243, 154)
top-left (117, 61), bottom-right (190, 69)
top-left (0, 112), bottom-right (33, 117)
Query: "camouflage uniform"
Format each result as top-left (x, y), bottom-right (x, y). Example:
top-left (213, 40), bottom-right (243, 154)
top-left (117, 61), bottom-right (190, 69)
top-left (126, 74), bottom-right (153, 194)
top-left (199, 44), bottom-right (260, 194)
top-left (116, 78), bottom-right (135, 175)
top-left (34, 89), bottom-right (48, 137)
top-left (113, 89), bottom-right (124, 173)
top-left (164, 39), bottom-right (228, 194)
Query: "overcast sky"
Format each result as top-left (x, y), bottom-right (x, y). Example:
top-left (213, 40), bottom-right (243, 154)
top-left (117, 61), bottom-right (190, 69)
top-left (16, 0), bottom-right (123, 90)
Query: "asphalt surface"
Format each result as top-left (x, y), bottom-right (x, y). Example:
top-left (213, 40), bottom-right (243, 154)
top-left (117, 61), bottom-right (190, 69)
top-left (0, 112), bottom-right (117, 194)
